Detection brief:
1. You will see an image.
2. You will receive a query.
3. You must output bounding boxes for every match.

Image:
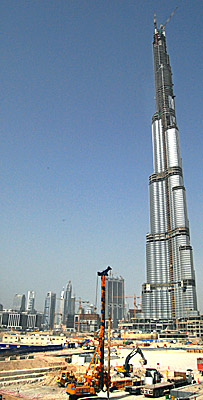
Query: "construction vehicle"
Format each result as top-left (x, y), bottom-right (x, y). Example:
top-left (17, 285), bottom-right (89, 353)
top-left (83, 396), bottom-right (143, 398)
top-left (66, 266), bottom-right (112, 399)
top-left (125, 367), bottom-right (162, 395)
top-left (56, 371), bottom-right (77, 387)
top-left (126, 368), bottom-right (195, 397)
top-left (144, 367), bottom-right (162, 385)
top-left (114, 345), bottom-right (147, 377)
top-left (142, 381), bottom-right (174, 397)
top-left (168, 370), bottom-right (196, 386)
top-left (197, 357), bottom-right (203, 375)
top-left (141, 369), bottom-right (195, 398)
top-left (123, 340), bottom-right (134, 345)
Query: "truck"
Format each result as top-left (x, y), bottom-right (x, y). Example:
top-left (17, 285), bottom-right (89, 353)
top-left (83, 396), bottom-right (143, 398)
top-left (197, 357), bottom-right (203, 375)
top-left (123, 340), bottom-right (134, 345)
top-left (126, 368), bottom-right (195, 397)
top-left (142, 369), bottom-right (195, 397)
top-left (169, 370), bottom-right (196, 386)
top-left (124, 379), bottom-right (143, 395)
top-left (142, 381), bottom-right (174, 397)
top-left (125, 367), bottom-right (162, 395)
top-left (110, 377), bottom-right (143, 392)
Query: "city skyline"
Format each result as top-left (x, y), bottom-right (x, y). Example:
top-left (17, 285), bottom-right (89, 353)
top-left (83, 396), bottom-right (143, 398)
top-left (1, 1), bottom-right (202, 312)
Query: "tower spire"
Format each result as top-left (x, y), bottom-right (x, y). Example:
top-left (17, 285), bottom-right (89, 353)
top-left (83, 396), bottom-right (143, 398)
top-left (154, 12), bottom-right (157, 32)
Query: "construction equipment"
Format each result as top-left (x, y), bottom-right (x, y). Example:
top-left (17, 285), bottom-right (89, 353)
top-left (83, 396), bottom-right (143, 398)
top-left (125, 294), bottom-right (141, 319)
top-left (125, 367), bottom-right (162, 396)
top-left (142, 369), bottom-right (195, 398)
top-left (197, 357), bottom-right (203, 375)
top-left (168, 370), bottom-right (196, 386)
top-left (144, 368), bottom-right (162, 385)
top-left (56, 371), bottom-right (77, 387)
top-left (66, 266), bottom-right (112, 399)
top-left (125, 367), bottom-right (195, 397)
top-left (114, 345), bottom-right (147, 377)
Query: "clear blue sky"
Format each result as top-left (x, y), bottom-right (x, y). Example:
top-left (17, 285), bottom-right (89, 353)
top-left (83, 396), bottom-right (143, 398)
top-left (1, 0), bottom-right (202, 313)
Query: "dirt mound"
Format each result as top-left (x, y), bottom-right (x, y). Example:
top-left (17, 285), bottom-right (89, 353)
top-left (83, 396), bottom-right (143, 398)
top-left (43, 371), bottom-right (58, 386)
top-left (0, 354), bottom-right (66, 372)
top-left (43, 363), bottom-right (87, 387)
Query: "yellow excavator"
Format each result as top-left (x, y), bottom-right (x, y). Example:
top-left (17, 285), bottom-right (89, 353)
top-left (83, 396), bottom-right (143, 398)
top-left (56, 371), bottom-right (77, 387)
top-left (114, 345), bottom-right (147, 377)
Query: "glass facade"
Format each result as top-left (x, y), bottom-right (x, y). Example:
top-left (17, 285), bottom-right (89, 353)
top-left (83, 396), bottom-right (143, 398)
top-left (142, 22), bottom-right (198, 319)
top-left (105, 275), bottom-right (125, 328)
top-left (43, 291), bottom-right (56, 330)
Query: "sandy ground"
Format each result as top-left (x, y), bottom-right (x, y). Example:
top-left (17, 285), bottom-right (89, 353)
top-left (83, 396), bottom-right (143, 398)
top-left (0, 354), bottom-right (67, 372)
top-left (113, 347), bottom-right (202, 373)
top-left (0, 347), bottom-right (203, 399)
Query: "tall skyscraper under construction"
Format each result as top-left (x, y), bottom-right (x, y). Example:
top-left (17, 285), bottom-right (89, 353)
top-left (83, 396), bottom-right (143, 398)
top-left (142, 14), bottom-right (199, 320)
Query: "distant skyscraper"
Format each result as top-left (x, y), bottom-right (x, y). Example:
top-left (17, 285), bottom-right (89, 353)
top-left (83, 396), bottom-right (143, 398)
top-left (70, 295), bottom-right (76, 316)
top-left (63, 281), bottom-right (72, 325)
top-left (54, 287), bottom-right (65, 328)
top-left (13, 294), bottom-right (26, 312)
top-left (67, 295), bottom-right (76, 329)
top-left (26, 291), bottom-right (35, 313)
top-left (142, 15), bottom-right (198, 320)
top-left (105, 274), bottom-right (125, 328)
top-left (43, 292), bottom-right (56, 330)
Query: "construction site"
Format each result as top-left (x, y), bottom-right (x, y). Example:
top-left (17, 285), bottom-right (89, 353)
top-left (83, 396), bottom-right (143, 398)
top-left (0, 268), bottom-right (203, 400)
top-left (0, 340), bottom-right (203, 399)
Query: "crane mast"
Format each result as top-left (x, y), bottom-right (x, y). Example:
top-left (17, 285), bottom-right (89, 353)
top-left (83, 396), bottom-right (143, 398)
top-left (66, 266), bottom-right (112, 399)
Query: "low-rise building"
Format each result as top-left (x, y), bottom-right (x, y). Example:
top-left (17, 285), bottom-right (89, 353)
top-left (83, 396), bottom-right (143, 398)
top-left (118, 315), bottom-right (203, 340)
top-left (0, 310), bottom-right (43, 330)
top-left (178, 316), bottom-right (203, 340)
top-left (1, 332), bottom-right (67, 346)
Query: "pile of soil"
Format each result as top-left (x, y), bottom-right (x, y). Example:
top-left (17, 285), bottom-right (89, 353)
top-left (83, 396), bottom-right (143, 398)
top-left (0, 354), bottom-right (66, 372)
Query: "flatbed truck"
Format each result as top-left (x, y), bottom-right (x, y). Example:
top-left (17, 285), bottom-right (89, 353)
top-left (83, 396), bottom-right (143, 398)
top-left (125, 369), bottom-right (195, 397)
top-left (125, 380), bottom-right (143, 395)
top-left (141, 381), bottom-right (174, 397)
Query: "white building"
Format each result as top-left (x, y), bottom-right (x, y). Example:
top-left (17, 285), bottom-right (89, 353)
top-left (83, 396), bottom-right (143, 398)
top-left (26, 291), bottom-right (35, 313)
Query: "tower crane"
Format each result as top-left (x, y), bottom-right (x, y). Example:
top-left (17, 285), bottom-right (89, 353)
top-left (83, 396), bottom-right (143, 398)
top-left (154, 7), bottom-right (178, 32)
top-left (161, 7), bottom-right (178, 30)
top-left (125, 294), bottom-right (141, 319)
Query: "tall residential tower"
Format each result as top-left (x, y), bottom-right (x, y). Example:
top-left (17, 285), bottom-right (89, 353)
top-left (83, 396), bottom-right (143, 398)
top-left (142, 15), bottom-right (198, 320)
